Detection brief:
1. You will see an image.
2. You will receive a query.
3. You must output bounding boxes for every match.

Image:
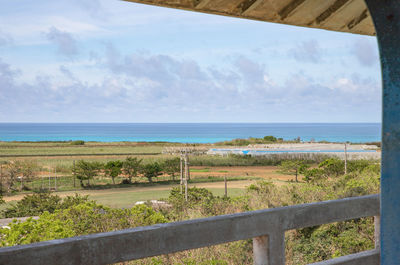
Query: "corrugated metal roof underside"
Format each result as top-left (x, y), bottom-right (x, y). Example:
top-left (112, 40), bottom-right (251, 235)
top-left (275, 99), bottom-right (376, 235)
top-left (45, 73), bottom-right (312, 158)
top-left (124, 0), bottom-right (375, 36)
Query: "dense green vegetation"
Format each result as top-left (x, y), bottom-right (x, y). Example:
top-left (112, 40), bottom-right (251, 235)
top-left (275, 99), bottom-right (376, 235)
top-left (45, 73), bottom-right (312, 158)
top-left (216, 135), bottom-right (287, 146)
top-left (0, 157), bottom-right (380, 264)
top-left (190, 153), bottom-right (330, 167)
top-left (0, 198), bottom-right (166, 247)
top-left (3, 193), bottom-right (90, 218)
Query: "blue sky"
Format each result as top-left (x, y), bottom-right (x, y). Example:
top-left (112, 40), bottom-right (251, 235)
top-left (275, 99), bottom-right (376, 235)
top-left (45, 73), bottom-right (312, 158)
top-left (0, 0), bottom-right (381, 122)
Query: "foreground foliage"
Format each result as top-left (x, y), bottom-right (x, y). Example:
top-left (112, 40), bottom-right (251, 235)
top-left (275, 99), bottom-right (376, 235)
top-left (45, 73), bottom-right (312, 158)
top-left (3, 193), bottom-right (90, 218)
top-left (0, 201), bottom-right (166, 247)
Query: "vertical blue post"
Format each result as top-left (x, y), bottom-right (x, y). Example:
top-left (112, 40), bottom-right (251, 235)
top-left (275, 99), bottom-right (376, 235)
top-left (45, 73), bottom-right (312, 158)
top-left (365, 1), bottom-right (400, 264)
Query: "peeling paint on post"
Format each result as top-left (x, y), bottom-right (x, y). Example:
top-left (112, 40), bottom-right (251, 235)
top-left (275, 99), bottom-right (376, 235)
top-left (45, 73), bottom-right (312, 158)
top-left (364, 1), bottom-right (400, 264)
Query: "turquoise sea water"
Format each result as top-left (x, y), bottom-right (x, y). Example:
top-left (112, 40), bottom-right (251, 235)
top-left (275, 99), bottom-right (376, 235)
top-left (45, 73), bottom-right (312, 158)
top-left (0, 123), bottom-right (380, 143)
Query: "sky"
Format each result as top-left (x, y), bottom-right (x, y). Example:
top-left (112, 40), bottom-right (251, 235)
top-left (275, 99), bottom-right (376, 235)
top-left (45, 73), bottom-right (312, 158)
top-left (0, 0), bottom-right (381, 123)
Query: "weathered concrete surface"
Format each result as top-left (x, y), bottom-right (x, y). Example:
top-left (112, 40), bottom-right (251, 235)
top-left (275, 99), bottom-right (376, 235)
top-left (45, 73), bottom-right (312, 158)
top-left (309, 249), bottom-right (379, 265)
top-left (124, 0), bottom-right (375, 36)
top-left (253, 232), bottom-right (285, 265)
top-left (364, 1), bottom-right (400, 264)
top-left (0, 194), bottom-right (379, 265)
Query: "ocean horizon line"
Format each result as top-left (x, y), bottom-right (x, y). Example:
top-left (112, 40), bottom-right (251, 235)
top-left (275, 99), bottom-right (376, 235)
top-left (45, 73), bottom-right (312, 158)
top-left (0, 123), bottom-right (381, 143)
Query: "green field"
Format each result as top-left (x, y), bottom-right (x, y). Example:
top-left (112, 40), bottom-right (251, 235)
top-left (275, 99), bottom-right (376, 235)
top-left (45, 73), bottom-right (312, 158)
top-left (2, 184), bottom-right (246, 211)
top-left (0, 142), bottom-right (164, 156)
top-left (89, 187), bottom-right (244, 208)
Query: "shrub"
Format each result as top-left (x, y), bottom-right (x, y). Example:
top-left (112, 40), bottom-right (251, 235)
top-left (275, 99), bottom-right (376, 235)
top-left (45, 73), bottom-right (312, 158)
top-left (0, 202), bottom-right (167, 247)
top-left (0, 213), bottom-right (76, 247)
top-left (263, 135), bottom-right (278, 142)
top-left (3, 193), bottom-right (91, 218)
top-left (70, 140), bottom-right (85, 145)
top-left (3, 193), bottom-right (62, 218)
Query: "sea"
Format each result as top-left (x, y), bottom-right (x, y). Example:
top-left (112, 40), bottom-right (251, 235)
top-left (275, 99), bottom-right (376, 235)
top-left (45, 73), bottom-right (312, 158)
top-left (0, 123), bottom-right (380, 144)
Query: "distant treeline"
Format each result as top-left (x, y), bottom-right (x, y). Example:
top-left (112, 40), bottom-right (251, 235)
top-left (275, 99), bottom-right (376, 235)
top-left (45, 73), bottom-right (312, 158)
top-left (216, 135), bottom-right (382, 147)
top-left (216, 135), bottom-right (289, 146)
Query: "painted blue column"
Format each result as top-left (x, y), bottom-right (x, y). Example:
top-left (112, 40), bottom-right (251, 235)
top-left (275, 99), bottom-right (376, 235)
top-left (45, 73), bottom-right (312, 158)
top-left (364, 1), bottom-right (400, 264)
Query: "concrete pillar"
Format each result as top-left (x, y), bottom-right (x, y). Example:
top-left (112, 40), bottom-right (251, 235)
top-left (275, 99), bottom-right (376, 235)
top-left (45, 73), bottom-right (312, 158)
top-left (253, 232), bottom-right (285, 265)
top-left (374, 215), bottom-right (380, 249)
top-left (364, 1), bottom-right (400, 263)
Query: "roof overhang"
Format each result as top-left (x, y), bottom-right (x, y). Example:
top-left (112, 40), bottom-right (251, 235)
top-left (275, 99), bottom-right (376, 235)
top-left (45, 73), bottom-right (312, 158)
top-left (124, 0), bottom-right (375, 36)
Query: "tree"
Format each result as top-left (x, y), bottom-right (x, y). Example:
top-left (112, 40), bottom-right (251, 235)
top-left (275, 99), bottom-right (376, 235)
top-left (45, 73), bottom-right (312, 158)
top-left (279, 160), bottom-right (308, 182)
top-left (73, 160), bottom-right (102, 187)
top-left (2, 161), bottom-right (20, 193)
top-left (122, 157), bottom-right (142, 183)
top-left (141, 162), bottom-right (163, 183)
top-left (163, 158), bottom-right (180, 181)
top-left (104, 160), bottom-right (123, 185)
top-left (263, 136), bottom-right (277, 142)
top-left (16, 160), bottom-right (39, 191)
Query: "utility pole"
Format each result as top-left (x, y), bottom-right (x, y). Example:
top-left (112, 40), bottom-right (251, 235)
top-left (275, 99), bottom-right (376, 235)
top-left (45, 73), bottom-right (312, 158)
top-left (186, 153), bottom-right (190, 181)
top-left (73, 160), bottom-right (76, 188)
top-left (180, 153), bottom-right (184, 194)
top-left (48, 168), bottom-right (51, 191)
top-left (54, 168), bottom-right (57, 191)
top-left (224, 175), bottom-right (227, 198)
top-left (184, 150), bottom-right (188, 202)
top-left (0, 165), bottom-right (3, 195)
top-left (344, 142), bottom-right (348, 175)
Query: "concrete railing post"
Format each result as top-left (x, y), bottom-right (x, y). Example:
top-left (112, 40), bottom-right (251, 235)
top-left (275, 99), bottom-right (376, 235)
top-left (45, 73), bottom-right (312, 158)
top-left (253, 232), bottom-right (285, 265)
top-left (253, 235), bottom-right (268, 265)
top-left (374, 215), bottom-right (380, 249)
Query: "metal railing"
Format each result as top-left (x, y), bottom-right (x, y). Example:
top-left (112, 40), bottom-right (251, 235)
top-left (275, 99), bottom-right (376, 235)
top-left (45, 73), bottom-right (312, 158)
top-left (0, 194), bottom-right (380, 265)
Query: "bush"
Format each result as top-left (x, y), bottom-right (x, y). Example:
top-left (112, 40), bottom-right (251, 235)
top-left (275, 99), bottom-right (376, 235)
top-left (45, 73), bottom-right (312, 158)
top-left (3, 193), bottom-right (62, 218)
top-left (263, 135), bottom-right (277, 142)
top-left (0, 213), bottom-right (75, 247)
top-left (3, 193), bottom-right (90, 218)
top-left (0, 202), bottom-right (167, 247)
top-left (70, 140), bottom-right (85, 145)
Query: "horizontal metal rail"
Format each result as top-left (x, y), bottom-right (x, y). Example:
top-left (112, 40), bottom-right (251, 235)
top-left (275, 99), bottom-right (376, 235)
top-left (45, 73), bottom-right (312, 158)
top-left (0, 194), bottom-right (380, 265)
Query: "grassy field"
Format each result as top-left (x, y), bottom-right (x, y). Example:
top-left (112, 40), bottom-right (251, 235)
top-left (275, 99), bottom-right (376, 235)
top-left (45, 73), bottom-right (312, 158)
top-left (2, 181), bottom-right (248, 209)
top-left (0, 142), bottom-right (164, 156)
top-left (88, 187), bottom-right (245, 208)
